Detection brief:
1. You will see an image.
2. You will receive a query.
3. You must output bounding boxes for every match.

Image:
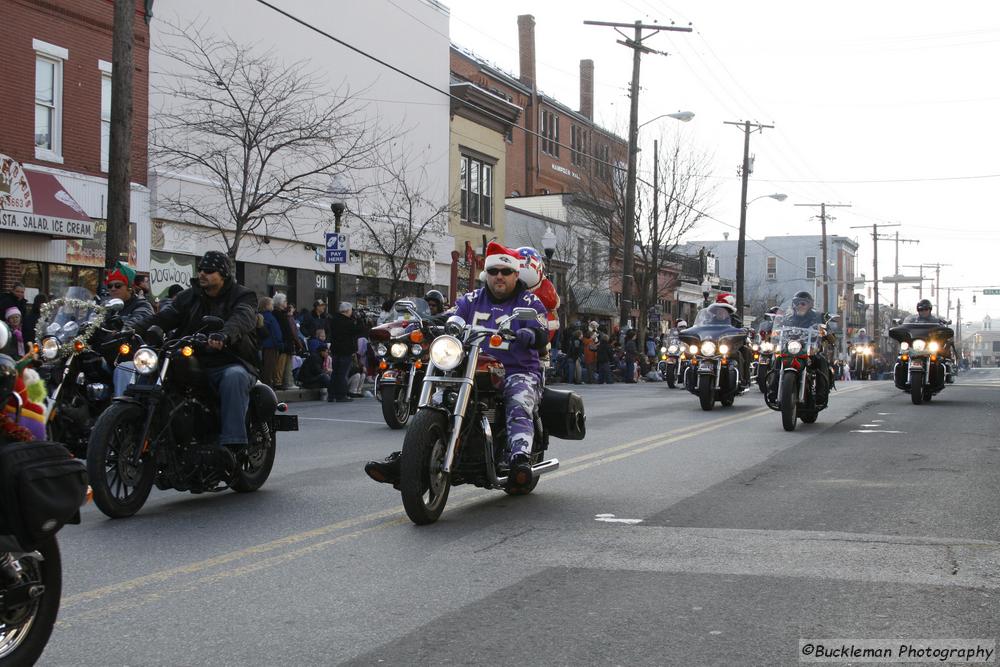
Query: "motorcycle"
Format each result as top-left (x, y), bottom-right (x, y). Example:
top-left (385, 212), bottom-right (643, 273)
top-left (85, 317), bottom-right (298, 518)
top-left (657, 336), bottom-right (683, 388)
top-left (849, 341), bottom-right (874, 380)
top-left (765, 300), bottom-right (836, 431)
top-left (35, 287), bottom-right (126, 458)
top-left (370, 299), bottom-right (433, 429)
top-left (0, 321), bottom-right (89, 666)
top-left (678, 307), bottom-right (749, 411)
top-left (889, 320), bottom-right (954, 404)
top-left (397, 309), bottom-right (585, 525)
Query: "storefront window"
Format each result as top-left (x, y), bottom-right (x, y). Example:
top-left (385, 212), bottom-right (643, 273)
top-left (48, 264), bottom-right (72, 297)
top-left (78, 268), bottom-right (99, 296)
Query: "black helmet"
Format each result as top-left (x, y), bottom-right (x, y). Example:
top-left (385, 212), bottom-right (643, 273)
top-left (793, 291), bottom-right (813, 302)
top-left (424, 289), bottom-right (445, 305)
top-left (916, 298), bottom-right (932, 311)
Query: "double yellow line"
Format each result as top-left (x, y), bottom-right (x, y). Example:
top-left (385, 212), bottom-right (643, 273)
top-left (60, 386), bottom-right (869, 623)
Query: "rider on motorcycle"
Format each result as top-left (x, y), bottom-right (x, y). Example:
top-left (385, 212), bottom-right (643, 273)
top-left (776, 291), bottom-right (834, 405)
top-left (709, 293), bottom-right (752, 386)
top-left (366, 242), bottom-right (549, 489)
top-left (424, 289), bottom-right (447, 317)
top-left (132, 251), bottom-right (259, 452)
top-left (107, 262), bottom-right (155, 396)
top-left (905, 299), bottom-right (944, 324)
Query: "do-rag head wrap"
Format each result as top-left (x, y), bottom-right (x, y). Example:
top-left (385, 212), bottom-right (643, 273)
top-left (197, 251), bottom-right (232, 280)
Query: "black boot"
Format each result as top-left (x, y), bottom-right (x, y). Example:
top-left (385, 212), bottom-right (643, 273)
top-left (365, 451), bottom-right (402, 487)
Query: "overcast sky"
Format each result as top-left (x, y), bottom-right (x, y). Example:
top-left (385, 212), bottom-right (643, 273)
top-left (442, 0), bottom-right (1000, 324)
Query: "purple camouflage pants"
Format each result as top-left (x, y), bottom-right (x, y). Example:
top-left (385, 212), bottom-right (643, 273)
top-left (503, 372), bottom-right (542, 463)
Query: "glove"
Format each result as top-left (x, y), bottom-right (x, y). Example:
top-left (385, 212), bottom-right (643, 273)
top-left (514, 328), bottom-right (536, 350)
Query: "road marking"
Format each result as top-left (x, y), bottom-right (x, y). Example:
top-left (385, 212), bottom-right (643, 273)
top-left (851, 429), bottom-right (905, 434)
top-left (297, 417), bottom-right (386, 425)
top-left (61, 382), bottom-right (878, 616)
top-left (595, 514), bottom-right (643, 525)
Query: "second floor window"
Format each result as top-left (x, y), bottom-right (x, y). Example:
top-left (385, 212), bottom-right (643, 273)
top-left (571, 125), bottom-right (588, 167)
top-left (767, 256), bottom-right (777, 280)
top-left (459, 154), bottom-right (493, 228)
top-left (806, 256), bottom-right (816, 279)
top-left (101, 70), bottom-right (112, 172)
top-left (34, 41), bottom-right (67, 161)
top-left (596, 144), bottom-right (611, 180)
top-left (542, 110), bottom-right (559, 156)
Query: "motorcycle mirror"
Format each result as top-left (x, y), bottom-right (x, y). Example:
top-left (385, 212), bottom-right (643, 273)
top-left (0, 321), bottom-right (8, 350)
top-left (513, 307), bottom-right (538, 321)
top-left (200, 316), bottom-right (225, 333)
top-left (394, 300), bottom-right (416, 312)
top-left (446, 315), bottom-right (466, 328)
top-left (145, 325), bottom-right (165, 346)
top-left (104, 298), bottom-right (125, 312)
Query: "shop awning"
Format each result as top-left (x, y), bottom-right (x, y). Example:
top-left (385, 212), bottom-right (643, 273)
top-left (0, 155), bottom-right (94, 239)
top-left (572, 286), bottom-right (618, 316)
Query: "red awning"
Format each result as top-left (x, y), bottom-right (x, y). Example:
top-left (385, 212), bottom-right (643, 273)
top-left (22, 170), bottom-right (93, 238)
top-left (0, 154), bottom-right (94, 239)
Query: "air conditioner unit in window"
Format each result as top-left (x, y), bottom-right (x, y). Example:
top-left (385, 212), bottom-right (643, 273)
top-left (766, 272), bottom-right (776, 281)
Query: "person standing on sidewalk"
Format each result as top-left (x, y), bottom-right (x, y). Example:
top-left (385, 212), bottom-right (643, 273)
top-left (327, 302), bottom-right (366, 402)
top-left (624, 330), bottom-right (639, 383)
top-left (563, 328), bottom-right (584, 385)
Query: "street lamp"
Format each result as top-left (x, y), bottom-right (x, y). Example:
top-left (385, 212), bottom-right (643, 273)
top-left (735, 192), bottom-right (788, 322)
top-left (638, 111), bottom-right (695, 130)
top-left (541, 226), bottom-right (557, 264)
top-left (331, 201), bottom-right (345, 307)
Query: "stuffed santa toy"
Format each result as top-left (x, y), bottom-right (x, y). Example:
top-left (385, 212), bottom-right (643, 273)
top-left (516, 246), bottom-right (560, 342)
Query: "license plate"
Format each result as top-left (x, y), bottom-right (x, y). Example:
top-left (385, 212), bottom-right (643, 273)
top-left (700, 361), bottom-right (715, 371)
top-left (274, 414), bottom-right (299, 432)
top-left (758, 359), bottom-right (769, 365)
top-left (909, 360), bottom-right (923, 369)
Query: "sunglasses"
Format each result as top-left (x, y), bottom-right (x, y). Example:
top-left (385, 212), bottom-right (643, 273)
top-left (917, 307), bottom-right (931, 311)
top-left (198, 268), bottom-right (218, 275)
top-left (486, 268), bottom-right (516, 276)
top-left (107, 282), bottom-right (126, 289)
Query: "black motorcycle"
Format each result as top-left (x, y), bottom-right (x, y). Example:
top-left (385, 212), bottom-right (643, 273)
top-left (36, 287), bottom-right (127, 458)
top-left (398, 309), bottom-right (585, 525)
top-left (370, 299), bottom-right (432, 429)
top-left (679, 308), bottom-right (748, 411)
top-left (86, 318), bottom-right (298, 518)
top-left (658, 336), bottom-right (682, 388)
top-left (849, 341), bottom-right (874, 380)
top-left (0, 322), bottom-right (89, 666)
top-left (890, 321), bottom-right (954, 404)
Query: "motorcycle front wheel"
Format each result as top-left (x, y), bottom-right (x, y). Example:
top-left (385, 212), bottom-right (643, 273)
top-left (0, 538), bottom-right (62, 666)
top-left (665, 365), bottom-right (676, 388)
top-left (379, 385), bottom-right (410, 429)
top-left (910, 371), bottom-right (925, 405)
top-left (399, 409), bottom-right (451, 525)
top-left (87, 402), bottom-right (155, 518)
top-left (780, 371), bottom-right (799, 432)
top-left (697, 374), bottom-right (714, 411)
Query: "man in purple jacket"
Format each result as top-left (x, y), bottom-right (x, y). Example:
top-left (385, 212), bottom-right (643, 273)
top-left (365, 242), bottom-right (548, 489)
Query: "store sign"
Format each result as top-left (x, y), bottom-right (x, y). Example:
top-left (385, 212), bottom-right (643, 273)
top-left (149, 251), bottom-right (195, 299)
top-left (0, 154), bottom-right (93, 239)
top-left (551, 163), bottom-right (581, 180)
top-left (316, 273), bottom-right (329, 290)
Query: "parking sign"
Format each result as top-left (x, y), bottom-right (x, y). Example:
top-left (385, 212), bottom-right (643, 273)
top-left (325, 232), bottom-right (348, 264)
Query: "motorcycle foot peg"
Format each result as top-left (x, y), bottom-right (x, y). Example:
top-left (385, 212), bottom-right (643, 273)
top-left (530, 459), bottom-right (560, 476)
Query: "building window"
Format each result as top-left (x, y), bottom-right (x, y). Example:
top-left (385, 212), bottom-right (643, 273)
top-left (571, 125), bottom-right (589, 167)
top-left (459, 154), bottom-right (493, 227)
top-left (100, 62), bottom-right (112, 172)
top-left (34, 39), bottom-right (68, 163)
top-left (596, 144), bottom-right (611, 180)
top-left (590, 240), bottom-right (600, 283)
top-left (542, 109), bottom-right (559, 157)
top-left (806, 256), bottom-right (816, 279)
top-left (766, 256), bottom-right (777, 281)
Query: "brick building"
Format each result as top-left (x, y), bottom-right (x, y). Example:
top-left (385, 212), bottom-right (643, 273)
top-left (0, 0), bottom-right (152, 299)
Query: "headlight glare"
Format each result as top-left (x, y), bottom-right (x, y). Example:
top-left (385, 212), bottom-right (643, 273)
top-left (411, 344), bottom-right (423, 356)
top-left (787, 340), bottom-right (803, 355)
top-left (390, 342), bottom-right (408, 358)
top-left (41, 337), bottom-right (60, 360)
top-left (667, 344), bottom-right (679, 354)
top-left (719, 344), bottom-right (730, 355)
top-left (133, 347), bottom-right (159, 375)
top-left (701, 341), bottom-right (716, 356)
top-left (689, 344), bottom-right (699, 355)
top-left (912, 339), bottom-right (926, 351)
top-left (899, 342), bottom-right (909, 351)
top-left (928, 341), bottom-right (940, 353)
top-left (429, 335), bottom-right (463, 370)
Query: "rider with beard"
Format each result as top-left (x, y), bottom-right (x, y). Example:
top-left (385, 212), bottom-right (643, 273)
top-left (366, 242), bottom-right (549, 490)
top-left (132, 251), bottom-right (259, 456)
top-left (773, 291), bottom-right (835, 406)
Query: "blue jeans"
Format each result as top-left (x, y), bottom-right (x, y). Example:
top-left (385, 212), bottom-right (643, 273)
top-left (205, 364), bottom-right (254, 446)
top-left (329, 354), bottom-right (352, 399)
top-left (113, 361), bottom-right (136, 397)
top-left (565, 357), bottom-right (580, 384)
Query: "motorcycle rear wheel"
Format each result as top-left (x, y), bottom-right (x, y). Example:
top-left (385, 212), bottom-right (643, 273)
top-left (697, 374), bottom-right (714, 411)
top-left (0, 538), bottom-right (61, 666)
top-left (400, 409), bottom-right (451, 525)
top-left (780, 371), bottom-right (799, 432)
top-left (910, 371), bottom-right (925, 405)
top-left (379, 385), bottom-right (410, 429)
top-left (87, 402), bottom-right (155, 518)
top-left (232, 419), bottom-right (276, 492)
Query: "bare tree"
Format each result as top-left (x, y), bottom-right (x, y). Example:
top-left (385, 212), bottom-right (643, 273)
top-left (346, 146), bottom-right (451, 300)
top-left (151, 21), bottom-right (386, 261)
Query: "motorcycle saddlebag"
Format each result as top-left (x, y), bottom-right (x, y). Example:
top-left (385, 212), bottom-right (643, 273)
top-left (540, 387), bottom-right (586, 440)
top-left (0, 441), bottom-right (88, 548)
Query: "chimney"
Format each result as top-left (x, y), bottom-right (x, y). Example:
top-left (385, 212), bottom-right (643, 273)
top-left (517, 14), bottom-right (536, 88)
top-left (580, 59), bottom-right (594, 120)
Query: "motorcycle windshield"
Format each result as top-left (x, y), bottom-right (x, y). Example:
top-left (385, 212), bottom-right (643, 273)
top-left (36, 287), bottom-right (100, 347)
top-left (772, 297), bottom-right (824, 352)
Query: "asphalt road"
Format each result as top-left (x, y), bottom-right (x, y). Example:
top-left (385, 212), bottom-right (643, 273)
top-left (40, 368), bottom-right (1000, 666)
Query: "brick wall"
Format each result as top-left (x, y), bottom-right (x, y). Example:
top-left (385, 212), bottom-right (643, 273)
top-left (0, 0), bottom-right (149, 183)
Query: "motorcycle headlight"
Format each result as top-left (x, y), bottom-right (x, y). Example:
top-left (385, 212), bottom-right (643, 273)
top-left (751, 343), bottom-right (759, 352)
top-left (701, 341), bottom-right (716, 356)
top-left (429, 335), bottom-right (463, 371)
top-left (41, 336), bottom-right (60, 360)
top-left (912, 339), bottom-right (926, 351)
top-left (719, 344), bottom-right (730, 355)
top-left (689, 344), bottom-right (699, 355)
top-left (660, 346), bottom-right (667, 354)
top-left (375, 343), bottom-right (387, 357)
top-left (928, 341), bottom-right (940, 353)
top-left (411, 344), bottom-right (423, 356)
top-left (787, 340), bottom-right (803, 355)
top-left (133, 347), bottom-right (159, 375)
top-left (899, 342), bottom-right (909, 351)
top-left (390, 342), bottom-right (408, 358)
top-left (667, 344), bottom-right (679, 354)
top-left (761, 342), bottom-right (773, 352)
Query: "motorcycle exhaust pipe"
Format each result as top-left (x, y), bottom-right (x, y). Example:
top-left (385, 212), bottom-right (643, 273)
top-left (493, 458), bottom-right (560, 487)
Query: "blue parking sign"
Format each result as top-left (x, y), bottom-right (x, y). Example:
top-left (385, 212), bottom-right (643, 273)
top-left (325, 233), bottom-right (347, 263)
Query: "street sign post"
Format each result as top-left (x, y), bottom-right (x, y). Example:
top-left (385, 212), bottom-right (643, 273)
top-left (325, 232), bottom-right (348, 264)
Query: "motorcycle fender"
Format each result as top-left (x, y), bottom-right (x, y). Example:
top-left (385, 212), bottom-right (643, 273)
top-left (380, 370), bottom-right (399, 383)
top-left (250, 381), bottom-right (278, 423)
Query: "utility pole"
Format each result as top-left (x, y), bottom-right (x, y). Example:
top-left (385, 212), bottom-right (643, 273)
top-left (903, 262), bottom-right (950, 311)
top-left (956, 298), bottom-right (962, 359)
top-left (585, 19), bottom-right (692, 330)
top-left (649, 138), bottom-right (659, 339)
top-left (851, 222), bottom-right (899, 355)
top-left (794, 202), bottom-right (851, 313)
top-left (725, 120), bottom-right (774, 322)
top-left (105, 0), bottom-right (134, 273)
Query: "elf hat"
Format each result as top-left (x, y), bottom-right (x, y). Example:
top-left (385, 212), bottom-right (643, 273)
top-left (105, 261), bottom-right (136, 287)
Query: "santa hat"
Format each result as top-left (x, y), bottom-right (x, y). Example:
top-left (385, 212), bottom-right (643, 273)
top-left (484, 242), bottom-right (521, 272)
top-left (105, 260), bottom-right (137, 287)
top-left (715, 292), bottom-right (736, 312)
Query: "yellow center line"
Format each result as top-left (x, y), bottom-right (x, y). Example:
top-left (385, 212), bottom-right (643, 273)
top-left (62, 382), bottom-right (876, 612)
